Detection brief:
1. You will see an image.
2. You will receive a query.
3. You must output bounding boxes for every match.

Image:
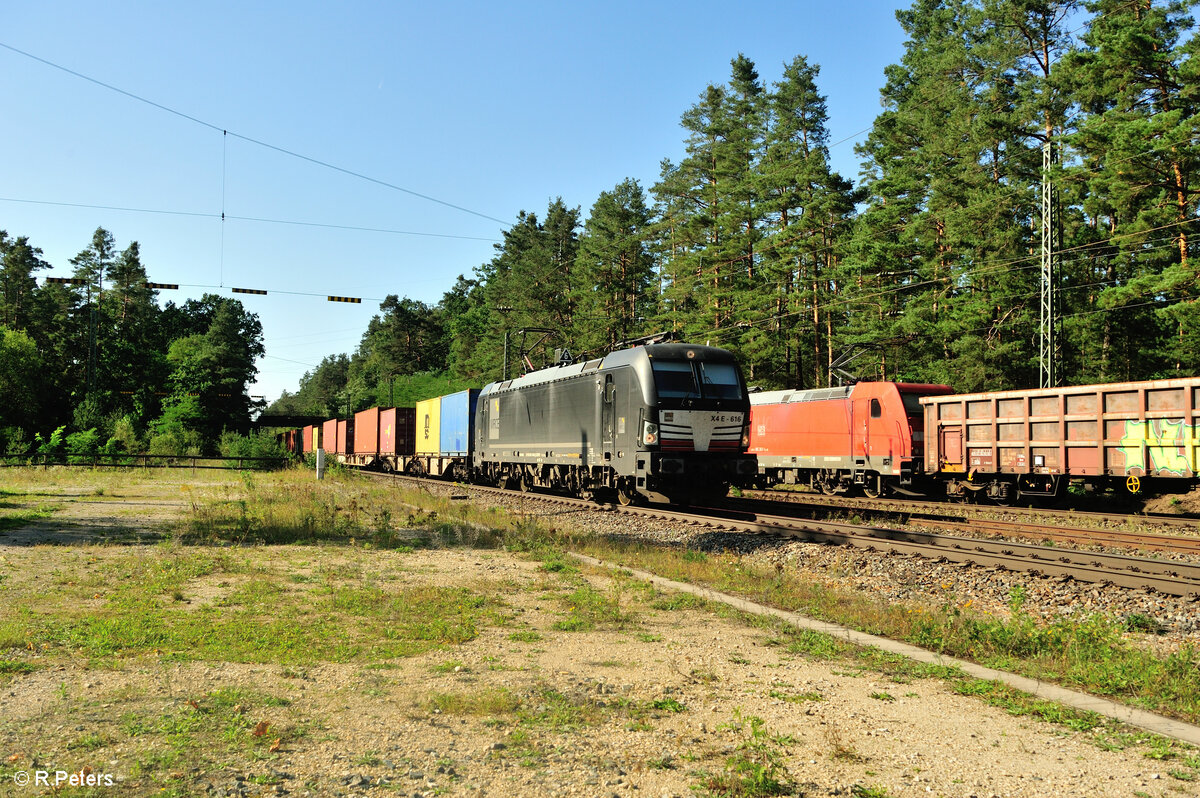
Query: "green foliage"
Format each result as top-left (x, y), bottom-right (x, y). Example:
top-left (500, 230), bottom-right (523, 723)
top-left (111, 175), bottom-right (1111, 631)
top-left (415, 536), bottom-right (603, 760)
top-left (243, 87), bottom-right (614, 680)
top-left (65, 428), bottom-right (102, 463)
top-left (694, 713), bottom-right (793, 797)
top-left (0, 427), bottom-right (29, 457)
top-left (148, 428), bottom-right (205, 457)
top-left (0, 326), bottom-right (45, 433)
top-left (218, 430), bottom-right (287, 462)
top-left (35, 426), bottom-right (66, 459)
top-left (106, 415), bottom-right (141, 454)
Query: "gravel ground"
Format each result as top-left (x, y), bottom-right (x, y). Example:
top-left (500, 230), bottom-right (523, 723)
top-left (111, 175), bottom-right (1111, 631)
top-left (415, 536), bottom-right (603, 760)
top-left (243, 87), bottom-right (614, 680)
top-left (1, 475), bottom-right (1199, 798)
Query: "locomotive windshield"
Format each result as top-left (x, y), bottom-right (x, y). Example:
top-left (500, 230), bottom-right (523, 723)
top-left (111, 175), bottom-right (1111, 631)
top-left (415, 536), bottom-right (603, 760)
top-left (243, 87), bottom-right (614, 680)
top-left (901, 393), bottom-right (924, 415)
top-left (652, 360), bottom-right (743, 400)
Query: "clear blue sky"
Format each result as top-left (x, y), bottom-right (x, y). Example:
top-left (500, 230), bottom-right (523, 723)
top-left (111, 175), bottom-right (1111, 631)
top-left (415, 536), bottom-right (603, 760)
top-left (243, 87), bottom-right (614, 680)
top-left (1, 1), bottom-right (910, 404)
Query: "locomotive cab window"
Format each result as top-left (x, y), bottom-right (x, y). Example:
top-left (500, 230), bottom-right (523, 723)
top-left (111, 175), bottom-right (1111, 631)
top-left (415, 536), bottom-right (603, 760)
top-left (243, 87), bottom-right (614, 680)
top-left (651, 360), bottom-right (744, 400)
top-left (652, 361), bottom-right (699, 398)
top-left (870, 398), bottom-right (882, 418)
top-left (697, 362), bottom-right (742, 400)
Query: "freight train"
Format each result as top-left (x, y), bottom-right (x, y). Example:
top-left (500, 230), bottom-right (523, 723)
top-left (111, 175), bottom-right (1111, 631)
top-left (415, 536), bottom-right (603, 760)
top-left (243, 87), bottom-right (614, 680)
top-left (285, 340), bottom-right (1200, 505)
top-left (748, 376), bottom-right (1200, 503)
top-left (289, 343), bottom-right (757, 505)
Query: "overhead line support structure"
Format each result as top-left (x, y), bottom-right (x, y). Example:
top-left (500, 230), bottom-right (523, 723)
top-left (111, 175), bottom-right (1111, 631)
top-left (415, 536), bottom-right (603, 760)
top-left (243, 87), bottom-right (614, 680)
top-left (1040, 139), bottom-right (1057, 389)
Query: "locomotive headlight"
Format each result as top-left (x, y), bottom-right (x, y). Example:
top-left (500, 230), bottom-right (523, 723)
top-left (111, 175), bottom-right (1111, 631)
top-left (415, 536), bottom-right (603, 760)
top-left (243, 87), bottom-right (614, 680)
top-left (642, 421), bottom-right (658, 446)
top-left (742, 424), bottom-right (750, 447)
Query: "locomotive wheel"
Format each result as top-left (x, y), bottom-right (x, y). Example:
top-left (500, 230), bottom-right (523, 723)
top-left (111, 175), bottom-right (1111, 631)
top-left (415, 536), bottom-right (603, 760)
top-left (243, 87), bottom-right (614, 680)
top-left (616, 487), bottom-right (637, 506)
top-left (861, 479), bottom-right (882, 499)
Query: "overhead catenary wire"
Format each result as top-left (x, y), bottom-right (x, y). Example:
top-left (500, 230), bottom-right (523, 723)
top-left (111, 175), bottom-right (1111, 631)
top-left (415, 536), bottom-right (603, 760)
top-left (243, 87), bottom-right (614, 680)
top-left (0, 41), bottom-right (510, 228)
top-left (0, 197), bottom-right (502, 243)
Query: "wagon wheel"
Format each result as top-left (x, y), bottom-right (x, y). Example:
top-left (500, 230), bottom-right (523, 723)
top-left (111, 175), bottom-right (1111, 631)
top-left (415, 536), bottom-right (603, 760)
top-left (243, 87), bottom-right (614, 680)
top-left (616, 486), bottom-right (637, 506)
top-left (518, 475), bottom-right (534, 493)
top-left (1125, 474), bottom-right (1142, 494)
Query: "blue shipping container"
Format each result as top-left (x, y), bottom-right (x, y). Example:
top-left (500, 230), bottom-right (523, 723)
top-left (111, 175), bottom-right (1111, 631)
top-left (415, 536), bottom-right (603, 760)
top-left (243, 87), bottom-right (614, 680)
top-left (439, 389), bottom-right (479, 456)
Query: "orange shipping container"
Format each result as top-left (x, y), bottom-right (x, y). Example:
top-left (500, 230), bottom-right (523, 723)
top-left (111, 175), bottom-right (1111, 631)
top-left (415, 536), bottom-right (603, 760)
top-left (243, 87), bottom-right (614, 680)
top-left (335, 419), bottom-right (354, 455)
top-left (354, 407), bottom-right (381, 457)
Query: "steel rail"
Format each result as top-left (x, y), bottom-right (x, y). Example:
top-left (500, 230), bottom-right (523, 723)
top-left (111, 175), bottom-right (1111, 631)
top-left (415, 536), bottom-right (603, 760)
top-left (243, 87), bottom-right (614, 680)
top-left (917, 517), bottom-right (1200, 556)
top-left (738, 489), bottom-right (1200, 531)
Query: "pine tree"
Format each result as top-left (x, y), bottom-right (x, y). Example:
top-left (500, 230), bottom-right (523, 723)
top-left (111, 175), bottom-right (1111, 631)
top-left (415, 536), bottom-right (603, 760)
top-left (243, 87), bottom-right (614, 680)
top-left (653, 83), bottom-right (732, 342)
top-left (754, 55), bottom-right (857, 387)
top-left (0, 232), bottom-right (50, 332)
top-left (574, 179), bottom-right (656, 356)
top-left (1059, 0), bottom-right (1200, 378)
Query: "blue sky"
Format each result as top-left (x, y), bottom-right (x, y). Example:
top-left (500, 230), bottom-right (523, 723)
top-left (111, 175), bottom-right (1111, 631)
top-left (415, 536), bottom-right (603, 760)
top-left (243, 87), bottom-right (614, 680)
top-left (1, 1), bottom-right (911, 404)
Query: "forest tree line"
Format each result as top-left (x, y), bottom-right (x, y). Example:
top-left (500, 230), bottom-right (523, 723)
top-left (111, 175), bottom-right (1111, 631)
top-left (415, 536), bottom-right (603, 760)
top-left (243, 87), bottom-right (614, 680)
top-left (4, 0), bottom-right (1198, 444)
top-left (0, 228), bottom-right (267, 457)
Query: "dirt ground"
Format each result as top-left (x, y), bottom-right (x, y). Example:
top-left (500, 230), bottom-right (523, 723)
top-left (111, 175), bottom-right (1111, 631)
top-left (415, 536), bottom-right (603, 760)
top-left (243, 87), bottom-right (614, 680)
top-left (1, 473), bottom-right (1198, 797)
top-left (1143, 485), bottom-right (1200, 515)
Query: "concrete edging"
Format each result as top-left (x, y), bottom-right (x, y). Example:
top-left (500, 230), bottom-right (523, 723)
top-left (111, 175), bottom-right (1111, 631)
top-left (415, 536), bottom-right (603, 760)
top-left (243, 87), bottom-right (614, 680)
top-left (568, 552), bottom-right (1200, 747)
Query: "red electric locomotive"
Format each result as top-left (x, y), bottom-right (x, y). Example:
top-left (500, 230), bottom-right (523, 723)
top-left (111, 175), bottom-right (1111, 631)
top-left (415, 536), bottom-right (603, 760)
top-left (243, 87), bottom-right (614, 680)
top-left (748, 382), bottom-right (954, 497)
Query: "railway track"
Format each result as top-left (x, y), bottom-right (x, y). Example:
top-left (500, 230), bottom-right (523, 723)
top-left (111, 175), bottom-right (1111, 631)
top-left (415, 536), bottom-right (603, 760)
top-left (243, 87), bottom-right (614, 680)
top-left (362, 471), bottom-right (1200, 599)
top-left (730, 492), bottom-right (1200, 556)
top-left (738, 488), bottom-right (1200, 532)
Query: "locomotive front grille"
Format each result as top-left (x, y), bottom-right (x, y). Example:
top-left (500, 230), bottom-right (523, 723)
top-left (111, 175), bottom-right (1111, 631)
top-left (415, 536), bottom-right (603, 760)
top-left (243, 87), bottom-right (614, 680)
top-left (658, 410), bottom-right (745, 453)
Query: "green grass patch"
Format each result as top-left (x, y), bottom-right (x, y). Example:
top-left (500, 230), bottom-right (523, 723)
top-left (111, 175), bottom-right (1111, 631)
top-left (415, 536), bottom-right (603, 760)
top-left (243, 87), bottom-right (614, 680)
top-left (174, 469), bottom-right (512, 549)
top-left (0, 503), bottom-right (58, 531)
top-left (112, 687), bottom-right (302, 787)
top-left (508, 630), bottom-right (542, 643)
top-left (0, 660), bottom-right (38, 675)
top-left (553, 583), bottom-right (638, 632)
top-left (6, 552), bottom-right (508, 664)
top-left (426, 687), bottom-right (523, 716)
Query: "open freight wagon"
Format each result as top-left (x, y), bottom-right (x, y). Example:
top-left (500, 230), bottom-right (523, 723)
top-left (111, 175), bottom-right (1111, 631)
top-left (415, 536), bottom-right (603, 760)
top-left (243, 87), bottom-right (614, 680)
top-left (921, 376), bottom-right (1200, 501)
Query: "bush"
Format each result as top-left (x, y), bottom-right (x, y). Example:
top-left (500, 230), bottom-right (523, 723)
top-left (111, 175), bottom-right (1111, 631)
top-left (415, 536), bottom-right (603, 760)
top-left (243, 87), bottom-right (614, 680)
top-left (71, 398), bottom-right (106, 436)
top-left (35, 426), bottom-right (67, 461)
top-left (148, 429), bottom-right (204, 457)
top-left (65, 428), bottom-right (102, 464)
top-left (1, 427), bottom-right (29, 459)
top-left (218, 430), bottom-right (287, 463)
top-left (106, 415), bottom-right (141, 454)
